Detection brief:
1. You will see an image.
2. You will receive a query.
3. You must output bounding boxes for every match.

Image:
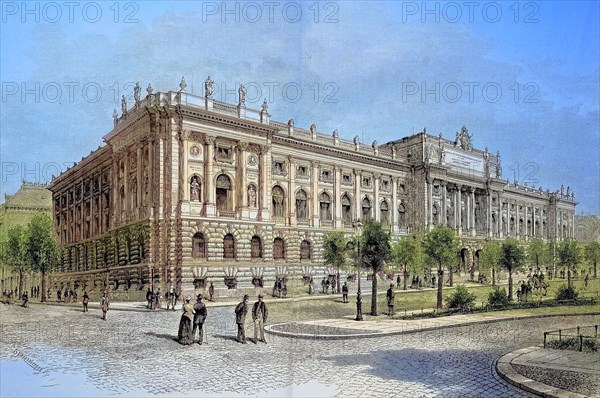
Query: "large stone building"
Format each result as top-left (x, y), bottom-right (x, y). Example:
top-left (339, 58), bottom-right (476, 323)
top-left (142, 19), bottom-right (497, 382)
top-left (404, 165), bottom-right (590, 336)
top-left (47, 78), bottom-right (577, 295)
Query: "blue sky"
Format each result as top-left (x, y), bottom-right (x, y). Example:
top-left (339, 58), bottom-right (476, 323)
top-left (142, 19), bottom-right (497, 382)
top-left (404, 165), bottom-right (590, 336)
top-left (1, 1), bottom-right (598, 213)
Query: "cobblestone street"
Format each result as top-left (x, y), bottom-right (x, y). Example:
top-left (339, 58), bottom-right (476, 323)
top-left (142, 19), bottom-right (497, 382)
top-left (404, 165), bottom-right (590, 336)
top-left (0, 303), bottom-right (596, 397)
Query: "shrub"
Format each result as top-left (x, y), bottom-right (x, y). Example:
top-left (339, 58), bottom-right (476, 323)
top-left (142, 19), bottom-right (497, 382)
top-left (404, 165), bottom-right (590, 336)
top-left (487, 287), bottom-right (509, 307)
top-left (446, 285), bottom-right (476, 310)
top-left (555, 284), bottom-right (578, 301)
top-left (546, 337), bottom-right (599, 352)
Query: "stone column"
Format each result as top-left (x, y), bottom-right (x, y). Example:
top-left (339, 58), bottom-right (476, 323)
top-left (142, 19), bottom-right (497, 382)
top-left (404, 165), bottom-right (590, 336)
top-left (239, 144), bottom-right (249, 208)
top-left (392, 177), bottom-right (398, 234)
top-left (204, 135), bottom-right (216, 216)
top-left (311, 161), bottom-right (320, 228)
top-left (441, 181), bottom-right (447, 226)
top-left (498, 193), bottom-right (503, 238)
top-left (136, 146), bottom-right (143, 218)
top-left (469, 188), bottom-right (476, 236)
top-left (334, 166), bottom-right (342, 228)
top-left (515, 203), bottom-right (520, 238)
top-left (148, 139), bottom-right (155, 215)
top-left (487, 191), bottom-right (492, 238)
top-left (426, 178), bottom-right (433, 230)
top-left (288, 156), bottom-right (297, 226)
top-left (259, 145), bottom-right (271, 221)
top-left (374, 173), bottom-right (381, 222)
top-left (354, 169), bottom-right (361, 221)
top-left (524, 205), bottom-right (529, 240)
top-left (456, 186), bottom-right (462, 236)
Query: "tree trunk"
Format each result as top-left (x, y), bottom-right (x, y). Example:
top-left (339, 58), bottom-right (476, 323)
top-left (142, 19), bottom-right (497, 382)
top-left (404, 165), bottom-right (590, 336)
top-left (41, 269), bottom-right (47, 302)
top-left (567, 268), bottom-right (572, 289)
top-left (403, 270), bottom-right (408, 290)
top-left (437, 268), bottom-right (444, 309)
top-left (18, 270), bottom-right (24, 297)
top-left (492, 267), bottom-right (496, 286)
top-left (370, 269), bottom-right (378, 316)
top-left (594, 261), bottom-right (597, 279)
top-left (508, 270), bottom-right (513, 301)
top-left (449, 269), bottom-right (454, 287)
top-left (337, 267), bottom-right (341, 294)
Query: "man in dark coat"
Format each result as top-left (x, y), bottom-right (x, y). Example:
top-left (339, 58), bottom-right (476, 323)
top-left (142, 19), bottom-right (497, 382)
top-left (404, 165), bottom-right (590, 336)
top-left (234, 295), bottom-right (249, 343)
top-left (82, 291), bottom-right (89, 312)
top-left (386, 283), bottom-right (395, 316)
top-left (192, 294), bottom-right (207, 344)
top-left (342, 282), bottom-right (349, 303)
top-left (146, 288), bottom-right (153, 309)
top-left (252, 294), bottom-right (268, 343)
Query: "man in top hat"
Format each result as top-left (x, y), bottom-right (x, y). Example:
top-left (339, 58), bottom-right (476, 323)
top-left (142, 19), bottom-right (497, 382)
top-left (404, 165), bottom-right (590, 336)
top-left (252, 294), bottom-right (268, 344)
top-left (234, 294), bottom-right (249, 343)
top-left (192, 294), bottom-right (207, 344)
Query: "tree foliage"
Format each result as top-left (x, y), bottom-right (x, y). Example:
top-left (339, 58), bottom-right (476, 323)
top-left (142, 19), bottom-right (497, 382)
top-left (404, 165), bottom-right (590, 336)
top-left (557, 238), bottom-right (581, 289)
top-left (584, 241), bottom-right (600, 278)
top-left (391, 235), bottom-right (424, 290)
top-left (499, 238), bottom-right (525, 301)
top-left (26, 214), bottom-right (59, 301)
top-left (323, 231), bottom-right (349, 270)
top-left (422, 226), bottom-right (459, 309)
top-left (527, 238), bottom-right (549, 270)
top-left (3, 225), bottom-right (29, 295)
top-left (360, 221), bottom-right (391, 315)
top-left (478, 240), bottom-right (501, 285)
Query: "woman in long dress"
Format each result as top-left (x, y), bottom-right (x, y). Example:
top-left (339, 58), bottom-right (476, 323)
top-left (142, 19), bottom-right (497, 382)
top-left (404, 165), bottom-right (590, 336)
top-left (178, 296), bottom-right (195, 345)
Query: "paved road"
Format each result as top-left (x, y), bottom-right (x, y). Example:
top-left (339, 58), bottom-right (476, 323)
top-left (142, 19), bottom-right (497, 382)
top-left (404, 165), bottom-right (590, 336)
top-left (0, 303), bottom-right (595, 397)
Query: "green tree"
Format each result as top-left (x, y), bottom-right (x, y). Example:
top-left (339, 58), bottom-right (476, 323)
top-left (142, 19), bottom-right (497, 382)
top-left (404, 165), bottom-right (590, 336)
top-left (3, 225), bottom-right (29, 296)
top-left (527, 238), bottom-right (549, 272)
top-left (391, 236), bottom-right (424, 290)
top-left (360, 221), bottom-right (391, 315)
top-left (584, 241), bottom-right (600, 279)
top-left (478, 240), bottom-right (501, 286)
top-left (557, 238), bottom-right (581, 289)
top-left (322, 231), bottom-right (349, 293)
top-left (422, 226), bottom-right (459, 309)
top-left (26, 214), bottom-right (59, 302)
top-left (499, 238), bottom-right (525, 301)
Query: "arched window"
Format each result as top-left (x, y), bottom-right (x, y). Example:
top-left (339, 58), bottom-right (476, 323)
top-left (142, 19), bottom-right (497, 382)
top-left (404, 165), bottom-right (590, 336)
top-left (380, 200), bottom-right (389, 226)
top-left (342, 194), bottom-right (352, 223)
top-left (192, 232), bottom-right (207, 259)
top-left (300, 240), bottom-right (311, 260)
top-left (223, 233), bottom-right (235, 259)
top-left (272, 186), bottom-right (285, 218)
top-left (362, 197), bottom-right (372, 221)
top-left (398, 203), bottom-right (406, 228)
top-left (273, 238), bottom-right (285, 259)
top-left (190, 176), bottom-right (202, 202)
top-left (296, 190), bottom-right (308, 220)
top-left (251, 236), bottom-right (262, 259)
top-left (319, 192), bottom-right (332, 220)
top-left (216, 174), bottom-right (232, 211)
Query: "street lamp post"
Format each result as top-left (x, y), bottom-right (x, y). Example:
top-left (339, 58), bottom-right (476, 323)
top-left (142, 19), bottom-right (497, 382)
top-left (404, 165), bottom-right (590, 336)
top-left (354, 221), bottom-right (363, 321)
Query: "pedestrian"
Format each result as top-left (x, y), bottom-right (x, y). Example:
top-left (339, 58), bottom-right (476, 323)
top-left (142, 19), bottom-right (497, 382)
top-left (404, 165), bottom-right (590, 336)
top-left (146, 288), bottom-right (153, 309)
top-left (57, 289), bottom-right (62, 302)
top-left (177, 296), bottom-right (195, 345)
top-left (234, 294), bottom-right (249, 344)
top-left (166, 286), bottom-right (176, 310)
top-left (520, 281), bottom-right (527, 302)
top-left (308, 277), bottom-right (314, 295)
top-left (321, 276), bottom-right (326, 293)
top-left (82, 291), bottom-right (89, 312)
top-left (208, 282), bottom-right (215, 301)
top-left (252, 294), bottom-right (268, 344)
top-left (21, 292), bottom-right (29, 308)
top-left (396, 274), bottom-right (401, 287)
top-left (431, 275), bottom-right (436, 288)
top-left (386, 283), bottom-right (395, 316)
top-left (192, 294), bottom-right (207, 344)
top-left (153, 288), bottom-right (161, 310)
top-left (47, 289), bottom-right (51, 301)
top-left (342, 282), bottom-right (349, 303)
top-left (101, 291), bottom-right (109, 320)
top-left (584, 273), bottom-right (589, 289)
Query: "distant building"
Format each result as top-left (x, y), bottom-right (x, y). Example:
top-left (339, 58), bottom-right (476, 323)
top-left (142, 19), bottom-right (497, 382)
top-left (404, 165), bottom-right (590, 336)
top-left (47, 78), bottom-right (577, 296)
top-left (575, 215), bottom-right (600, 242)
top-left (0, 182), bottom-right (52, 292)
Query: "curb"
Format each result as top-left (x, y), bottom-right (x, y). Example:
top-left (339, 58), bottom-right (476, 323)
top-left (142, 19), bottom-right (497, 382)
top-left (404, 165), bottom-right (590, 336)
top-left (264, 312), bottom-right (600, 340)
top-left (495, 346), bottom-right (589, 398)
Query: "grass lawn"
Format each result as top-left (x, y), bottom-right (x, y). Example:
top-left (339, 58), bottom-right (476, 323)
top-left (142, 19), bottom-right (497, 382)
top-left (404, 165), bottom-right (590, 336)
top-left (266, 277), bottom-right (600, 324)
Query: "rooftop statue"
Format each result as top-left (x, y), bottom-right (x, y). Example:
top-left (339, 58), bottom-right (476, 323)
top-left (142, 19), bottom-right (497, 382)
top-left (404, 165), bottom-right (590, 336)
top-left (205, 76), bottom-right (214, 98)
top-left (455, 125), bottom-right (473, 151)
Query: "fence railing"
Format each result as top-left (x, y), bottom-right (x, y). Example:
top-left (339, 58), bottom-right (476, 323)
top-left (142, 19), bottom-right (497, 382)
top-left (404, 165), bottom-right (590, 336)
top-left (543, 324), bottom-right (599, 352)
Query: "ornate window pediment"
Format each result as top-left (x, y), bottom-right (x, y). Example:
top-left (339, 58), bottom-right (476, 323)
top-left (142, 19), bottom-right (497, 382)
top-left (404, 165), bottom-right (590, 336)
top-left (216, 145), bottom-right (234, 163)
top-left (296, 164), bottom-right (309, 180)
top-left (320, 168), bottom-right (333, 183)
top-left (272, 159), bottom-right (287, 176)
